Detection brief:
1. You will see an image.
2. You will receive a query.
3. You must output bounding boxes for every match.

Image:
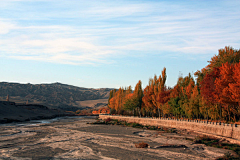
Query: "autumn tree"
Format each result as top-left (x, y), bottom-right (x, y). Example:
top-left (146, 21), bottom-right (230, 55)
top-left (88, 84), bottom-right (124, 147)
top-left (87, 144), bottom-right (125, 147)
top-left (108, 87), bottom-right (127, 114)
top-left (207, 46), bottom-right (240, 71)
top-left (229, 62), bottom-right (240, 106)
top-left (168, 96), bottom-right (181, 118)
top-left (170, 73), bottom-right (195, 119)
top-left (196, 46), bottom-right (240, 121)
top-left (215, 62), bottom-right (238, 121)
top-left (157, 88), bottom-right (170, 117)
top-left (123, 81), bottom-right (143, 116)
top-left (228, 62), bottom-right (240, 120)
top-left (199, 67), bottom-right (220, 120)
top-left (142, 67), bottom-right (168, 118)
top-left (108, 90), bottom-right (113, 105)
top-left (124, 93), bottom-right (139, 115)
top-left (133, 80), bottom-right (143, 116)
top-left (108, 46), bottom-right (240, 122)
top-left (156, 68), bottom-right (168, 117)
top-left (195, 46), bottom-right (240, 86)
top-left (188, 85), bottom-right (200, 119)
top-left (142, 79), bottom-right (155, 117)
top-left (167, 83), bottom-right (182, 118)
top-left (200, 67), bottom-right (220, 105)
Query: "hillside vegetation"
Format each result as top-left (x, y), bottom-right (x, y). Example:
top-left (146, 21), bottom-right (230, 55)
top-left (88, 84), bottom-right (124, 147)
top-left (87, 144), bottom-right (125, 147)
top-left (0, 82), bottom-right (111, 111)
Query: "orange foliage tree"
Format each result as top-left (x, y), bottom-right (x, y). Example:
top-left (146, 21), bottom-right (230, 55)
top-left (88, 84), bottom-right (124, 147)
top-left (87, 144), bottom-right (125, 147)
top-left (229, 62), bottom-right (240, 106)
top-left (108, 81), bottom-right (143, 116)
top-left (215, 62), bottom-right (238, 121)
top-left (107, 46), bottom-right (240, 122)
top-left (142, 68), bottom-right (168, 117)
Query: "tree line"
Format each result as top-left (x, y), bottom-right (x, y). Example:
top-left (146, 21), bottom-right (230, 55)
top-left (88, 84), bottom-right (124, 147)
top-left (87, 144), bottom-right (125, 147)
top-left (108, 46), bottom-right (240, 122)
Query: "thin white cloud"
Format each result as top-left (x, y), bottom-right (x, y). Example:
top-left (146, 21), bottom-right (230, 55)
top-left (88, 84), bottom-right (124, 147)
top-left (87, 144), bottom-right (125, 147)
top-left (0, 0), bottom-right (239, 65)
top-left (0, 20), bottom-right (16, 34)
top-left (83, 4), bottom-right (149, 19)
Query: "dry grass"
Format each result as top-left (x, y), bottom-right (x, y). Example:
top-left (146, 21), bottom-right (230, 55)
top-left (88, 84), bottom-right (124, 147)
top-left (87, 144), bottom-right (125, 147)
top-left (76, 99), bottom-right (108, 108)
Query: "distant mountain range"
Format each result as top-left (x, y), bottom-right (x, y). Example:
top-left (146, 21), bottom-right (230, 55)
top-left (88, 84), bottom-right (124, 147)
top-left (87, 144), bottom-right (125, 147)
top-left (0, 82), bottom-right (112, 111)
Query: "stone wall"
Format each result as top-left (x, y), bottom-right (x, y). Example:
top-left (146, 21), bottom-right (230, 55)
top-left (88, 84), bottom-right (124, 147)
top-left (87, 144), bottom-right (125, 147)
top-left (99, 115), bottom-right (240, 141)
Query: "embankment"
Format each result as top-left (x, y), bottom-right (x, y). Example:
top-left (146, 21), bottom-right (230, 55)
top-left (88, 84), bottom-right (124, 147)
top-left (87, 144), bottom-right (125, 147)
top-left (99, 115), bottom-right (240, 142)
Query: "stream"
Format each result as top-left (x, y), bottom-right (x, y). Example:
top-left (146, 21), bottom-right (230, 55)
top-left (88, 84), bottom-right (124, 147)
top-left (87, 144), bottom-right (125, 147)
top-left (0, 115), bottom-right (96, 127)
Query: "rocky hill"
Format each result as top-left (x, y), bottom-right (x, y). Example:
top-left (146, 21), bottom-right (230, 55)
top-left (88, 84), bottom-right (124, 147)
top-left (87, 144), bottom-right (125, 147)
top-left (0, 82), bottom-right (112, 111)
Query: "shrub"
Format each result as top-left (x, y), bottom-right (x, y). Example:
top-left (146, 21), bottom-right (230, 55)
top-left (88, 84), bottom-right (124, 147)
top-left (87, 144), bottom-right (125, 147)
top-left (131, 123), bottom-right (142, 128)
top-left (149, 126), bottom-right (156, 130)
top-left (105, 118), bottom-right (111, 123)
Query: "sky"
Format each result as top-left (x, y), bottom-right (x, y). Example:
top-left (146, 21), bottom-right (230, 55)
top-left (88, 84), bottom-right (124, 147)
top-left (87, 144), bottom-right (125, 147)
top-left (0, 0), bottom-right (240, 89)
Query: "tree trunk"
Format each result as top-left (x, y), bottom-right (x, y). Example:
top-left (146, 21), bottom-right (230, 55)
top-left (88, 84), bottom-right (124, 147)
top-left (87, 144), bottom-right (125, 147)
top-left (227, 106), bottom-right (230, 122)
top-left (158, 107), bottom-right (160, 118)
top-left (220, 104), bottom-right (222, 122)
top-left (138, 107), bottom-right (141, 118)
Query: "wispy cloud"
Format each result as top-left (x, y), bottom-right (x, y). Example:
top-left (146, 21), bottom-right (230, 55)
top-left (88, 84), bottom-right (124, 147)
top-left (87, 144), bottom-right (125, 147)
top-left (0, 0), bottom-right (240, 65)
top-left (0, 20), bottom-right (16, 34)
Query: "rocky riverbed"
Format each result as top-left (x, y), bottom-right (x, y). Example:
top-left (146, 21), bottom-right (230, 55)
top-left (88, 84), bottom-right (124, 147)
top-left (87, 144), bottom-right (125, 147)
top-left (0, 116), bottom-right (235, 159)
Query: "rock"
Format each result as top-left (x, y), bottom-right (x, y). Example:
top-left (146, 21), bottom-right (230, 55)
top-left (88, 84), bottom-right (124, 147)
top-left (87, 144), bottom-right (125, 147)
top-left (135, 142), bottom-right (149, 148)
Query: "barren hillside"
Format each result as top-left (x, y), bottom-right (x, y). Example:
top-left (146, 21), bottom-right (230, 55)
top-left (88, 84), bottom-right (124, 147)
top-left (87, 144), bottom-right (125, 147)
top-left (0, 82), bottom-right (112, 111)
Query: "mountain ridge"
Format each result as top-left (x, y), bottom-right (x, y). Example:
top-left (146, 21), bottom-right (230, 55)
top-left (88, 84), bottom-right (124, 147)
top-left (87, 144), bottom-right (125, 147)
top-left (0, 82), bottom-right (113, 111)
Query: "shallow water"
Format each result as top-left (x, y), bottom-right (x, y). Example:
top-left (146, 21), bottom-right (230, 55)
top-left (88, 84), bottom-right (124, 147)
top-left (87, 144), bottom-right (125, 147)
top-left (0, 116), bottom-right (96, 127)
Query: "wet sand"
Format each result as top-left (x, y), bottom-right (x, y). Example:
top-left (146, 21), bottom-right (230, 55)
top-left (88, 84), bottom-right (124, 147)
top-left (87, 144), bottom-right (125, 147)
top-left (0, 117), bottom-right (233, 160)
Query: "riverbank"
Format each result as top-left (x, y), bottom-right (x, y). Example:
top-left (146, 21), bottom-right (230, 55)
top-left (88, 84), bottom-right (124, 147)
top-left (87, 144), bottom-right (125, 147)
top-left (99, 115), bottom-right (240, 145)
top-left (0, 101), bottom-right (74, 124)
top-left (0, 116), bottom-right (236, 159)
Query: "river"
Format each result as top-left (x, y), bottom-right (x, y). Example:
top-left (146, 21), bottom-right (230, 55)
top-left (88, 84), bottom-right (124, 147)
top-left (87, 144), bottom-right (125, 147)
top-left (0, 116), bottom-right (96, 127)
top-left (0, 115), bottom-right (231, 159)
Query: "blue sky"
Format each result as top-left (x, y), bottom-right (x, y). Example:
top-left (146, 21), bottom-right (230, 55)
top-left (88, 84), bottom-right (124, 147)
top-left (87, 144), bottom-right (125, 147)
top-left (0, 0), bottom-right (240, 89)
